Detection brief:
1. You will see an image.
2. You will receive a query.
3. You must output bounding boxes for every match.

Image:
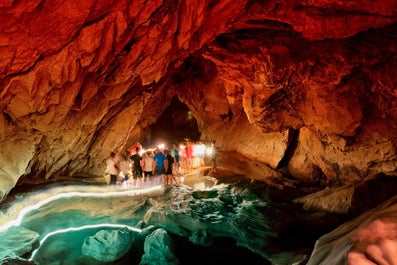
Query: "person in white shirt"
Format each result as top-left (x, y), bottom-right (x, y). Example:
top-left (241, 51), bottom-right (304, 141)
top-left (142, 151), bottom-right (155, 183)
top-left (105, 152), bottom-right (120, 185)
top-left (119, 152), bottom-right (133, 182)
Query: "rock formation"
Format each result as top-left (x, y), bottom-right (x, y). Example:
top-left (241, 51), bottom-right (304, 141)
top-left (0, 0), bottom-right (396, 202)
top-left (82, 229), bottom-right (134, 262)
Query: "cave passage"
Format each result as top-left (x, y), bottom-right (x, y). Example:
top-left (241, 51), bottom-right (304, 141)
top-left (147, 96), bottom-right (201, 146)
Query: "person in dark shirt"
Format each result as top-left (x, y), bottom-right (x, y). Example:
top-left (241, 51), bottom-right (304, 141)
top-left (130, 147), bottom-right (143, 185)
top-left (164, 149), bottom-right (176, 186)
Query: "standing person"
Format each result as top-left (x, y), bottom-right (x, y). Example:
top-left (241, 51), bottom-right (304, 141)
top-left (153, 147), bottom-right (166, 184)
top-left (119, 152), bottom-right (133, 185)
top-left (105, 152), bottom-right (120, 185)
top-left (192, 142), bottom-right (199, 169)
top-left (164, 149), bottom-right (176, 186)
top-left (169, 143), bottom-right (180, 176)
top-left (128, 142), bottom-right (142, 155)
top-left (210, 140), bottom-right (219, 173)
top-left (185, 141), bottom-right (193, 172)
top-left (178, 143), bottom-right (186, 174)
top-left (130, 147), bottom-right (143, 186)
top-left (142, 151), bottom-right (155, 183)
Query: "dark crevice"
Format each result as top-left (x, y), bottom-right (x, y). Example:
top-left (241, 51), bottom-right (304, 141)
top-left (121, 38), bottom-right (137, 53)
top-left (3, 112), bottom-right (13, 123)
top-left (219, 107), bottom-right (233, 122)
top-left (245, 19), bottom-right (292, 31)
top-left (148, 96), bottom-right (201, 146)
top-left (277, 128), bottom-right (300, 169)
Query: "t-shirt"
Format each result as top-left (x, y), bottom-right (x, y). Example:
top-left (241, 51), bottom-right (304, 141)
top-left (106, 158), bottom-right (119, 175)
top-left (143, 156), bottom-right (154, 172)
top-left (169, 147), bottom-right (180, 162)
top-left (185, 145), bottom-right (193, 159)
top-left (165, 154), bottom-right (174, 174)
top-left (119, 159), bottom-right (132, 174)
top-left (130, 154), bottom-right (142, 171)
top-left (153, 152), bottom-right (166, 169)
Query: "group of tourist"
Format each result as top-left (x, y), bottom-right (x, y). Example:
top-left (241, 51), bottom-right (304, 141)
top-left (105, 140), bottom-right (219, 187)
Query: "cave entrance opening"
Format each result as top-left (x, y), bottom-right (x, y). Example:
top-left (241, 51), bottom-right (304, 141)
top-left (146, 96), bottom-right (201, 147)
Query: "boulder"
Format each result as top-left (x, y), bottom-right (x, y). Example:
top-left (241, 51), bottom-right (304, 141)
top-left (141, 228), bottom-right (178, 265)
top-left (82, 229), bottom-right (134, 262)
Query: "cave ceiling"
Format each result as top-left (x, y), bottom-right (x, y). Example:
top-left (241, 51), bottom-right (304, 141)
top-left (0, 0), bottom-right (396, 200)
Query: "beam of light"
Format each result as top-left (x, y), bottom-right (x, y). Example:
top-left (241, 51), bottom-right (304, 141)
top-left (28, 223), bottom-right (143, 261)
top-left (0, 185), bottom-right (163, 233)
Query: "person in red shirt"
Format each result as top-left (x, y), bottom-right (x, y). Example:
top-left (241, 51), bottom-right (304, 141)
top-left (185, 141), bottom-right (193, 173)
top-left (128, 142), bottom-right (142, 155)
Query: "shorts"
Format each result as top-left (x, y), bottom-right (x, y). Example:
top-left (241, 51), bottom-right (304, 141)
top-left (109, 174), bottom-right (117, 185)
top-left (133, 169), bottom-right (142, 179)
top-left (155, 168), bottom-right (165, 176)
top-left (144, 171), bottom-right (153, 178)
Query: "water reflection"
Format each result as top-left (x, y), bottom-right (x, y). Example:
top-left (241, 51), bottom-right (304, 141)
top-left (0, 174), bottom-right (271, 264)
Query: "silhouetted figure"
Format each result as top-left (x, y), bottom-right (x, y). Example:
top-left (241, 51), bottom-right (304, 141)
top-left (164, 149), bottom-right (176, 186)
top-left (169, 143), bottom-right (180, 175)
top-left (130, 147), bottom-right (143, 185)
top-left (210, 140), bottom-right (219, 173)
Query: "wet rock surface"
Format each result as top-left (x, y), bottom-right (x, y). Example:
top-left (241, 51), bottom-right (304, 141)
top-left (0, 1), bottom-right (396, 263)
top-left (0, 169), bottom-right (343, 264)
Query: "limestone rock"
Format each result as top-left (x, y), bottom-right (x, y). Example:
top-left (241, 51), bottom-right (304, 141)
top-left (82, 229), bottom-right (134, 262)
top-left (0, 0), bottom-right (395, 202)
top-left (141, 228), bottom-right (178, 265)
top-left (294, 174), bottom-right (397, 216)
top-left (0, 227), bottom-right (39, 262)
top-left (289, 128), bottom-right (397, 185)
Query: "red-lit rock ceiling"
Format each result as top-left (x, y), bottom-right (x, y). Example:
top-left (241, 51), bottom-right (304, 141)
top-left (0, 0), bottom-right (396, 200)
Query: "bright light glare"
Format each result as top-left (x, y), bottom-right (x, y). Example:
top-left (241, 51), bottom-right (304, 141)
top-left (0, 185), bottom-right (163, 233)
top-left (193, 143), bottom-right (206, 156)
top-left (139, 148), bottom-right (145, 156)
top-left (29, 223), bottom-right (142, 261)
top-left (158, 144), bottom-right (165, 150)
top-left (206, 147), bottom-right (213, 156)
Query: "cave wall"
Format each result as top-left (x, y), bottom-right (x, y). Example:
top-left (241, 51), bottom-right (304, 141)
top-left (0, 0), bottom-right (396, 199)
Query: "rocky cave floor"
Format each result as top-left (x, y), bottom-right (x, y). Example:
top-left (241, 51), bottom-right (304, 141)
top-left (0, 164), bottom-right (352, 265)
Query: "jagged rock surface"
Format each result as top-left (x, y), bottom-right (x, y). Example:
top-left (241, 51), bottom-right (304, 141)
top-left (82, 229), bottom-right (134, 262)
top-left (0, 0), bottom-right (396, 201)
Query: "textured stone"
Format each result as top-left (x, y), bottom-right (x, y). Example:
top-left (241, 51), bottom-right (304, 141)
top-left (294, 174), bottom-right (397, 215)
top-left (141, 228), bottom-right (178, 265)
top-left (0, 227), bottom-right (39, 262)
top-left (0, 0), bottom-right (396, 201)
top-left (82, 229), bottom-right (134, 262)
